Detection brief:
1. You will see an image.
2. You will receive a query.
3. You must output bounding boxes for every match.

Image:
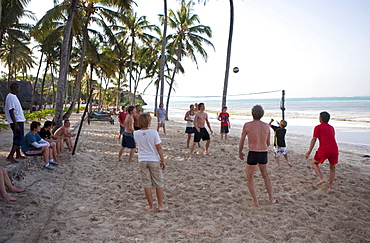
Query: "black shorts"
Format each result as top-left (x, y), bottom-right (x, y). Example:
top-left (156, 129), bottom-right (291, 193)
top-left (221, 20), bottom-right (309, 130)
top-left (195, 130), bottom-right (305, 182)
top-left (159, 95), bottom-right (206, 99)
top-left (122, 132), bottom-right (136, 149)
top-left (185, 127), bottom-right (195, 134)
top-left (10, 122), bottom-right (24, 146)
top-left (247, 151), bottom-right (268, 165)
top-left (194, 128), bottom-right (210, 142)
top-left (134, 126), bottom-right (141, 130)
top-left (220, 126), bottom-right (229, 133)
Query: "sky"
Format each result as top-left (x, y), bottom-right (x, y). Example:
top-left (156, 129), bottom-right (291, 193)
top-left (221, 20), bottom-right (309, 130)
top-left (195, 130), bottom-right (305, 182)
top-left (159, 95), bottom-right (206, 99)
top-left (25, 0), bottom-right (370, 99)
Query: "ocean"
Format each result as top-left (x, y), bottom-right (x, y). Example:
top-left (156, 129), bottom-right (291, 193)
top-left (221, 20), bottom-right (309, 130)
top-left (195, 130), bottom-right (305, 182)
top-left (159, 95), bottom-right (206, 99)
top-left (143, 95), bottom-right (370, 156)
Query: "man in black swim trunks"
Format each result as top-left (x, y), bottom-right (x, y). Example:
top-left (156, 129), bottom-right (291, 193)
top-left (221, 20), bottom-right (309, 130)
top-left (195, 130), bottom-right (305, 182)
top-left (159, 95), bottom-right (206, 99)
top-left (238, 105), bottom-right (276, 207)
top-left (189, 103), bottom-right (213, 159)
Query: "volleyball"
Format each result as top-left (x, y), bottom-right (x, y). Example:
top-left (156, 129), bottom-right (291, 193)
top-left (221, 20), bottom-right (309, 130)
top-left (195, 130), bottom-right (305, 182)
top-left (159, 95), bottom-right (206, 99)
top-left (233, 67), bottom-right (239, 73)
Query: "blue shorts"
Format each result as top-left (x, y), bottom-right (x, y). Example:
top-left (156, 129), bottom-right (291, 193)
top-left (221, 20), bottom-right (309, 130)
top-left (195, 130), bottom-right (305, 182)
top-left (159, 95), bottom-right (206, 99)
top-left (122, 132), bottom-right (136, 149)
top-left (10, 122), bottom-right (24, 146)
top-left (120, 126), bottom-right (124, 134)
top-left (185, 127), bottom-right (195, 134)
top-left (247, 151), bottom-right (268, 165)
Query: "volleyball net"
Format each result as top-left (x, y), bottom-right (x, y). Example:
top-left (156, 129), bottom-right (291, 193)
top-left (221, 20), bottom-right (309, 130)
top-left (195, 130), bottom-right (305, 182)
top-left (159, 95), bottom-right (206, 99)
top-left (144, 90), bottom-right (286, 120)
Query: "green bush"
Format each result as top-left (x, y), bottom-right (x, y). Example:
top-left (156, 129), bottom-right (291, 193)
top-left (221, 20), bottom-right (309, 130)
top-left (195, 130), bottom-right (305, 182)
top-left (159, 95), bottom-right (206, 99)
top-left (0, 114), bottom-right (8, 131)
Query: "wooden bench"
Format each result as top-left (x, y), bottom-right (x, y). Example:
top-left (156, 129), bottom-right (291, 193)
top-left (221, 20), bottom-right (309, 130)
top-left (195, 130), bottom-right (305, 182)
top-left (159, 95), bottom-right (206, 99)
top-left (87, 112), bottom-right (114, 125)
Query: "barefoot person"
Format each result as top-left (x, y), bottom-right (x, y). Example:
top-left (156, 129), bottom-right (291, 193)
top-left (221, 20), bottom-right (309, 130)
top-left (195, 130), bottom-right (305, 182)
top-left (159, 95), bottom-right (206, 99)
top-left (118, 106), bottom-right (136, 162)
top-left (239, 105), bottom-right (275, 207)
top-left (184, 104), bottom-right (196, 148)
top-left (218, 106), bottom-right (230, 143)
top-left (269, 119), bottom-right (291, 169)
top-left (5, 82), bottom-right (26, 163)
top-left (134, 113), bottom-right (168, 212)
top-left (189, 103), bottom-right (213, 158)
top-left (305, 111), bottom-right (338, 188)
top-left (54, 120), bottom-right (76, 152)
top-left (0, 167), bottom-right (25, 201)
top-left (156, 103), bottom-right (167, 135)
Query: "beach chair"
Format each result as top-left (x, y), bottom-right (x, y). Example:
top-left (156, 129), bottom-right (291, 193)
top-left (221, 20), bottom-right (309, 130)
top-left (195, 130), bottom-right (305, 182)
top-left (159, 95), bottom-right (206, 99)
top-left (87, 111), bottom-right (114, 125)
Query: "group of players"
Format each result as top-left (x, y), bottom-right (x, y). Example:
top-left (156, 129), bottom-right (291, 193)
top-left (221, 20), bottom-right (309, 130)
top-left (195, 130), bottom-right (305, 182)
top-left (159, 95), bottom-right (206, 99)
top-left (117, 102), bottom-right (338, 208)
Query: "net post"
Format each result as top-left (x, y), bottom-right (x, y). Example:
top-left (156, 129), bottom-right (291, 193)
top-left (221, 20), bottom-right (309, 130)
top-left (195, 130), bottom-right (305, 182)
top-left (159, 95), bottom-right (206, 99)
top-left (72, 87), bottom-right (94, 155)
top-left (280, 90), bottom-right (286, 120)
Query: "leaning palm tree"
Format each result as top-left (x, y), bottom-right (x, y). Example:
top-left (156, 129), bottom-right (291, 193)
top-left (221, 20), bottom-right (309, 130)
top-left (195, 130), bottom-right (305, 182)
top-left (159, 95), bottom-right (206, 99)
top-left (54, 0), bottom-right (78, 128)
top-left (162, 0), bottom-right (214, 117)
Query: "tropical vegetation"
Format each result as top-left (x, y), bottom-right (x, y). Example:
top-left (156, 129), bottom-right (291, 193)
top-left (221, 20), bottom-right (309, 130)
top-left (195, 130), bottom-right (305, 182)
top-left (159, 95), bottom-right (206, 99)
top-left (0, 0), bottom-right (217, 126)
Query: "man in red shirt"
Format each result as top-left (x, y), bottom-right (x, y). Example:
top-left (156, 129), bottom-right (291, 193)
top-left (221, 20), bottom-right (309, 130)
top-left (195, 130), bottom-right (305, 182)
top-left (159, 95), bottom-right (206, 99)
top-left (305, 111), bottom-right (339, 188)
top-left (118, 106), bottom-right (128, 141)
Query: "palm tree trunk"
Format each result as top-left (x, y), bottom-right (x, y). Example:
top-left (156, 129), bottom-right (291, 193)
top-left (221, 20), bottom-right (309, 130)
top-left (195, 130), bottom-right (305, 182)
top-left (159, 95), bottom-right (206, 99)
top-left (39, 61), bottom-right (49, 110)
top-left (222, 0), bottom-right (234, 109)
top-left (64, 12), bottom-right (91, 119)
top-left (116, 66), bottom-right (122, 108)
top-left (165, 56), bottom-right (181, 120)
top-left (159, 0), bottom-right (168, 105)
top-left (54, 0), bottom-right (78, 128)
top-left (31, 52), bottom-right (43, 112)
top-left (129, 32), bottom-right (135, 105)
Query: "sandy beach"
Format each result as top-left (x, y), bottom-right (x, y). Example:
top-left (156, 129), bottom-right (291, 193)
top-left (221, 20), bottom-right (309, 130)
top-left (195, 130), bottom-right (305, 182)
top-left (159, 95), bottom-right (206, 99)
top-left (0, 114), bottom-right (369, 242)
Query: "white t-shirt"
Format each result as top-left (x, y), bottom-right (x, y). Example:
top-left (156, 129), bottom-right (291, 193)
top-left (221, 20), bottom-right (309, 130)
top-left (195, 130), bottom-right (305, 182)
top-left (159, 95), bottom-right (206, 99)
top-left (134, 129), bottom-right (162, 162)
top-left (5, 93), bottom-right (26, 123)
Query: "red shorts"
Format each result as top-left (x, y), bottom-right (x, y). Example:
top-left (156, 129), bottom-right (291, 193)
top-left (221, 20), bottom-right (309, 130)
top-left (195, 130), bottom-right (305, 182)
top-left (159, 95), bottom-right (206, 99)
top-left (314, 150), bottom-right (339, 165)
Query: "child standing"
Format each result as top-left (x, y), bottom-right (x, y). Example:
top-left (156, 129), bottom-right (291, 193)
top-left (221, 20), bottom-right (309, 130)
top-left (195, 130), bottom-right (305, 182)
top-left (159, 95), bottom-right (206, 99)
top-left (218, 106), bottom-right (230, 142)
top-left (269, 119), bottom-right (291, 169)
top-left (305, 111), bottom-right (338, 188)
top-left (134, 113), bottom-right (168, 212)
top-left (156, 103), bottom-right (167, 135)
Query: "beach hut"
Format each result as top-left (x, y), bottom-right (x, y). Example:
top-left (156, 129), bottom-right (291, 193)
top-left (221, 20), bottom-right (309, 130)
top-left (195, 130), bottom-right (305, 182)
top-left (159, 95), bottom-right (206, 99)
top-left (0, 81), bottom-right (43, 112)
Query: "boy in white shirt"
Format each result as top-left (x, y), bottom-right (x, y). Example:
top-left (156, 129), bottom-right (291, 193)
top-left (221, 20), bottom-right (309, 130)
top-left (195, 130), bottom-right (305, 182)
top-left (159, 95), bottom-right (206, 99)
top-left (134, 113), bottom-right (168, 212)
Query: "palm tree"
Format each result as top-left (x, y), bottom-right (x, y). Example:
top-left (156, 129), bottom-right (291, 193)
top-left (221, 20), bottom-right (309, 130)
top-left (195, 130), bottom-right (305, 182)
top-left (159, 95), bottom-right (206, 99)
top-left (221, 0), bottom-right (234, 108)
top-left (162, 0), bottom-right (214, 117)
top-left (197, 0), bottom-right (234, 108)
top-left (119, 10), bottom-right (158, 105)
top-left (54, 0), bottom-right (78, 128)
top-left (51, 0), bottom-right (134, 126)
top-left (159, 0), bottom-right (168, 105)
top-left (0, 36), bottom-right (36, 82)
top-left (0, 0), bottom-right (34, 47)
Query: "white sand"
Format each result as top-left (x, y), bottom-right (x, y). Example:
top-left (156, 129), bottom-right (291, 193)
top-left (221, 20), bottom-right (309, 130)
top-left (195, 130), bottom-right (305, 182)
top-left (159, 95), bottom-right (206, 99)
top-left (0, 114), bottom-right (369, 242)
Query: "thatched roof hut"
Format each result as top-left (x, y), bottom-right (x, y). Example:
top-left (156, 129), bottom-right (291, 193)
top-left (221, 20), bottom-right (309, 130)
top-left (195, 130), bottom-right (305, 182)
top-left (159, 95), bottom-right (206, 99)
top-left (0, 81), bottom-right (42, 110)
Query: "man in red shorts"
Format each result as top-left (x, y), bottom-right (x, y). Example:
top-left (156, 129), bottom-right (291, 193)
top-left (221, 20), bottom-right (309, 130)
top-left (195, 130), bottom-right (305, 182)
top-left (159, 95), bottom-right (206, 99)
top-left (305, 111), bottom-right (339, 188)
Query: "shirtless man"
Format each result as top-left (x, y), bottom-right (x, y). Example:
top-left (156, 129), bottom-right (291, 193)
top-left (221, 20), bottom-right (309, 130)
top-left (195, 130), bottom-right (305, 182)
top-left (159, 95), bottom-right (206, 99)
top-left (189, 103), bottom-right (213, 158)
top-left (54, 120), bottom-right (76, 152)
top-left (133, 105), bottom-right (143, 130)
top-left (118, 106), bottom-right (136, 162)
top-left (239, 105), bottom-right (275, 207)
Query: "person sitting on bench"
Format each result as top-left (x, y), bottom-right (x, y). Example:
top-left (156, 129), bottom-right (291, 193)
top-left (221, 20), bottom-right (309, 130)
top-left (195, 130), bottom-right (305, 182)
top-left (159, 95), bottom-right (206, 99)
top-left (21, 121), bottom-right (59, 170)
